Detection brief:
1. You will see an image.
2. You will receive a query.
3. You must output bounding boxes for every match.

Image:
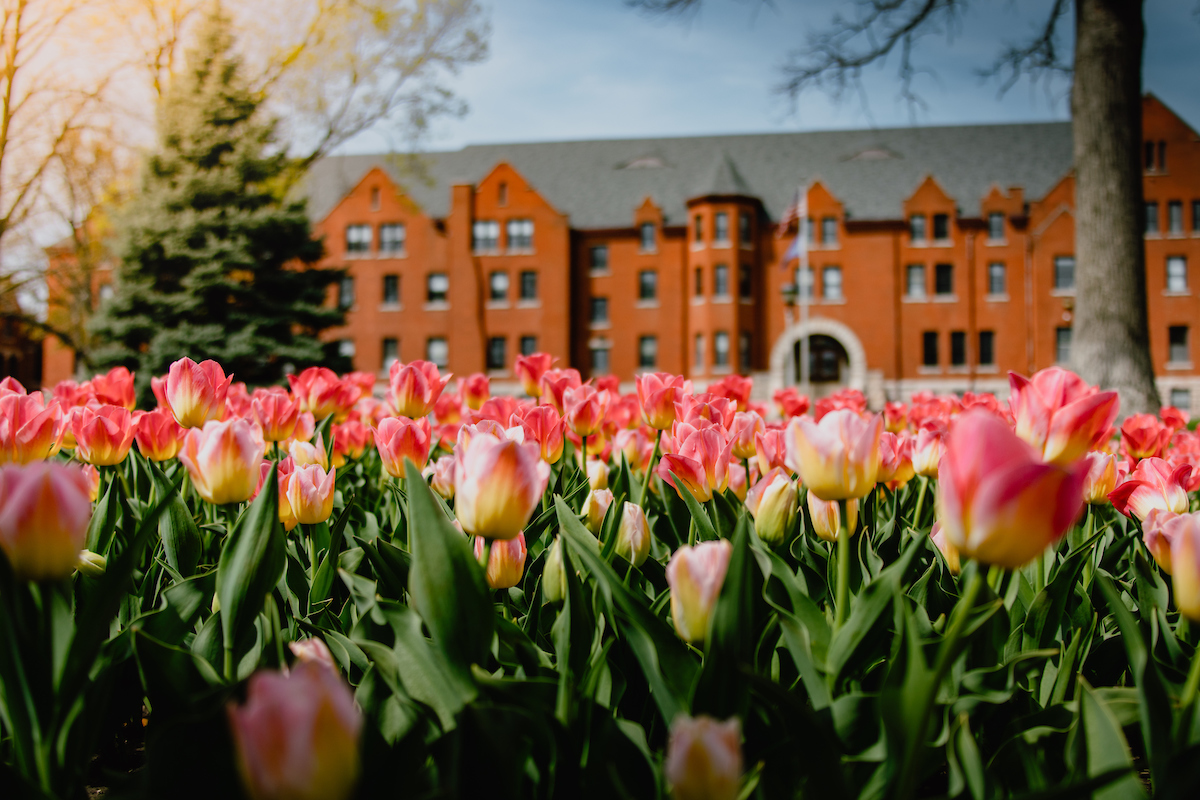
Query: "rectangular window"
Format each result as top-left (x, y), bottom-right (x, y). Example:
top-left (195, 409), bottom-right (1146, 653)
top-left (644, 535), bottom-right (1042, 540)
top-left (910, 214), bottom-right (927, 243)
top-left (488, 271), bottom-right (508, 302)
top-left (1053, 256), bottom-right (1075, 291)
top-left (382, 274), bottom-right (400, 305)
top-left (739, 212), bottom-right (752, 245)
top-left (978, 330), bottom-right (995, 366)
top-left (821, 216), bottom-right (838, 246)
top-left (714, 212), bottom-right (730, 243)
top-left (506, 218), bottom-right (534, 250)
top-left (370, 186), bottom-right (381, 212)
top-left (639, 270), bottom-right (658, 301)
top-left (1170, 388), bottom-right (1192, 410)
top-left (987, 212), bottom-right (1004, 241)
top-left (1055, 327), bottom-right (1072, 364)
top-left (934, 263), bottom-right (953, 295)
top-left (519, 270), bottom-right (538, 301)
top-left (338, 276), bottom-right (355, 309)
top-left (382, 337), bottom-right (398, 370)
top-left (497, 182), bottom-right (507, 206)
top-left (822, 266), bottom-right (843, 300)
top-left (805, 217), bottom-right (815, 244)
top-left (590, 296), bottom-right (609, 325)
top-left (933, 214), bottom-right (950, 241)
top-left (338, 339), bottom-right (356, 358)
top-left (1169, 201), bottom-right (1184, 234)
top-left (694, 214), bottom-right (703, 243)
top-left (1146, 141), bottom-right (1156, 172)
top-left (922, 331), bottom-right (938, 367)
top-left (714, 331), bottom-right (730, 367)
top-left (739, 331), bottom-right (751, 372)
top-left (589, 244), bottom-right (609, 272)
top-left (1146, 202), bottom-right (1160, 235)
top-left (694, 333), bottom-right (705, 370)
top-left (713, 264), bottom-right (730, 298)
top-left (591, 345), bottom-right (610, 376)
top-left (426, 337), bottom-right (448, 368)
top-left (519, 335), bottom-right (537, 356)
top-left (950, 331), bottom-right (966, 366)
top-left (1193, 201), bottom-right (1200, 233)
top-left (379, 223), bottom-right (406, 254)
top-left (739, 264), bottom-right (752, 300)
top-left (486, 336), bottom-right (507, 371)
top-left (346, 224), bottom-right (371, 253)
top-left (1167, 256), bottom-right (1188, 292)
top-left (1170, 325), bottom-right (1190, 364)
top-left (472, 220), bottom-right (499, 252)
top-left (906, 264), bottom-right (926, 298)
top-left (796, 266), bottom-right (814, 299)
top-left (638, 335), bottom-right (657, 369)
top-left (988, 262), bottom-right (1006, 295)
top-left (426, 272), bottom-right (449, 304)
top-left (640, 222), bottom-right (656, 252)
top-left (694, 267), bottom-right (704, 297)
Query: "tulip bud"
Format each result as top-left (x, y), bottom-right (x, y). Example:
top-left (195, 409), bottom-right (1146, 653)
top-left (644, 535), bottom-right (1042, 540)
top-left (0, 463), bottom-right (94, 581)
top-left (729, 412), bottom-right (764, 461)
top-left (587, 458), bottom-right (609, 490)
top-left (564, 385), bottom-right (608, 438)
top-left (543, 536), bottom-right (566, 604)
top-left (135, 407), bottom-right (186, 461)
top-left (228, 661), bottom-right (362, 800)
top-left (911, 424), bottom-right (946, 479)
top-left (636, 372), bottom-right (688, 430)
top-left (178, 419), bottom-right (266, 505)
top-left (807, 492), bottom-right (858, 543)
top-left (273, 459), bottom-right (299, 531)
top-left (929, 521), bottom-right (961, 575)
top-left (374, 416), bottom-right (432, 477)
top-left (289, 637), bottom-right (336, 670)
top-left (785, 409), bottom-right (882, 501)
top-left (288, 367), bottom-right (361, 422)
top-left (745, 468), bottom-right (797, 545)
top-left (585, 488), bottom-right (614, 533)
top-left (286, 464), bottom-right (336, 525)
top-left (91, 366), bottom-right (136, 410)
top-left (615, 502), bottom-right (651, 567)
top-left (71, 404), bottom-right (136, 466)
top-left (1009, 367), bottom-right (1119, 466)
top-left (1142, 508), bottom-right (1178, 574)
top-left (665, 714), bottom-right (743, 800)
top-left (252, 390), bottom-right (301, 442)
top-left (1081, 451), bottom-right (1121, 504)
top-left (474, 531), bottom-right (528, 589)
top-left (389, 360), bottom-right (451, 419)
top-left (288, 433), bottom-right (329, 471)
top-left (454, 433), bottom-right (549, 541)
top-left (666, 540), bottom-right (732, 645)
top-left (165, 357), bottom-right (232, 428)
top-left (1168, 513), bottom-right (1200, 621)
top-left (515, 353), bottom-right (556, 397)
top-left (460, 373), bottom-right (490, 410)
top-left (430, 454), bottom-right (457, 499)
top-left (0, 393), bottom-right (63, 464)
top-left (76, 549), bottom-right (107, 577)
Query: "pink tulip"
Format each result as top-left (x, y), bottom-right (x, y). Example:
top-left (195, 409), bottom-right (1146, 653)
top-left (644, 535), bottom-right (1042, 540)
top-left (373, 416), bottom-right (432, 476)
top-left (659, 426), bottom-right (733, 503)
top-left (71, 404), bottom-right (135, 466)
top-left (708, 374), bottom-right (753, 411)
top-left (585, 488), bottom-right (614, 533)
top-left (1168, 513), bottom-right (1200, 621)
top-left (454, 433), bottom-right (549, 540)
top-left (564, 384), bottom-right (608, 438)
top-left (729, 411), bottom-right (764, 460)
top-left (165, 358), bottom-right (232, 429)
top-left (227, 661), bottom-right (362, 800)
top-left (540, 368), bottom-right (583, 415)
top-left (667, 540), bottom-right (732, 644)
top-left (1081, 451), bottom-right (1122, 505)
top-left (615, 502), bottom-right (651, 566)
top-left (1142, 508), bottom-right (1178, 573)
top-left (90, 366), bottom-right (136, 410)
top-left (0, 376), bottom-right (26, 397)
top-left (1108, 457), bottom-right (1191, 520)
top-left (636, 372), bottom-right (689, 430)
top-left (460, 373), bottom-right (490, 410)
top-left (745, 467), bottom-right (798, 545)
top-left (1008, 367), bottom-right (1119, 466)
top-left (930, 520), bottom-right (961, 575)
top-left (473, 531), bottom-right (528, 589)
top-left (518, 405), bottom-right (565, 464)
top-left (665, 715), bottom-right (743, 800)
top-left (877, 431), bottom-right (915, 490)
top-left (937, 411), bottom-right (1087, 569)
top-left (288, 433), bottom-right (329, 471)
top-left (614, 426), bottom-right (656, 473)
top-left (388, 360), bottom-right (451, 419)
top-left (754, 428), bottom-right (789, 476)
top-left (678, 394), bottom-right (735, 429)
top-left (331, 420), bottom-right (371, 466)
top-left (287, 367), bottom-right (361, 422)
top-left (911, 423), bottom-right (947, 478)
top-left (178, 419), bottom-right (266, 505)
top-left (134, 407), bottom-right (186, 461)
top-left (288, 637), bottom-right (336, 670)
top-left (807, 492), bottom-right (858, 543)
top-left (0, 463), bottom-right (93, 581)
top-left (884, 401), bottom-right (909, 433)
top-left (286, 464), bottom-right (336, 525)
top-left (252, 389), bottom-right (301, 443)
top-left (429, 454), bottom-right (457, 499)
top-left (0, 393), bottom-right (63, 464)
top-left (813, 388), bottom-right (868, 420)
top-left (514, 352), bottom-right (556, 397)
top-left (1161, 406), bottom-right (1190, 433)
top-left (772, 387), bottom-right (810, 420)
top-left (784, 408), bottom-right (882, 501)
top-left (1120, 413), bottom-right (1171, 462)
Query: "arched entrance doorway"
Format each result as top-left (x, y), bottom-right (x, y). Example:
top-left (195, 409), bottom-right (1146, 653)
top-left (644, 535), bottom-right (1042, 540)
top-left (768, 316), bottom-right (867, 396)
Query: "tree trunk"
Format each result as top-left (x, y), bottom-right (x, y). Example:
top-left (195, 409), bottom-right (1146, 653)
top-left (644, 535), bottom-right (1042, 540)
top-left (1071, 0), bottom-right (1158, 415)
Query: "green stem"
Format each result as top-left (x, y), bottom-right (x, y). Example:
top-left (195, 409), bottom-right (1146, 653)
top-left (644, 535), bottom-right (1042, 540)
top-left (1181, 633), bottom-right (1200, 712)
top-left (478, 538), bottom-right (493, 571)
top-left (638, 430), bottom-right (662, 508)
top-left (688, 517), bottom-right (697, 548)
top-left (912, 475), bottom-right (929, 530)
top-left (834, 498), bottom-right (851, 631)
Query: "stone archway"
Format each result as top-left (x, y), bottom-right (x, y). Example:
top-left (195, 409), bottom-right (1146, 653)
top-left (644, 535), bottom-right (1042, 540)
top-left (768, 316), bottom-right (868, 394)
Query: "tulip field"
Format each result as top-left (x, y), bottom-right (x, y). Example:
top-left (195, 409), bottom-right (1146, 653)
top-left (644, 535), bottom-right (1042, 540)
top-left (2, 357), bottom-right (1200, 800)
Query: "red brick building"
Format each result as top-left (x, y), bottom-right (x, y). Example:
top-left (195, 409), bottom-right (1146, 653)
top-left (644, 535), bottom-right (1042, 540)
top-left (45, 94), bottom-right (1200, 411)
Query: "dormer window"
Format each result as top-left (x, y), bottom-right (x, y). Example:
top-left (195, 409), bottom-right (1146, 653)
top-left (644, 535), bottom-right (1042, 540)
top-left (506, 218), bottom-right (533, 251)
top-left (370, 186), bottom-right (380, 211)
top-left (987, 212), bottom-right (1004, 241)
top-left (498, 181), bottom-right (508, 206)
top-left (640, 222), bottom-right (656, 252)
top-left (932, 214), bottom-right (950, 241)
top-left (910, 214), bottom-right (926, 243)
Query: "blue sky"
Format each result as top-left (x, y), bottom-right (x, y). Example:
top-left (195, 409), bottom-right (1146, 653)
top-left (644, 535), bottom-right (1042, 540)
top-left (346, 0), bottom-right (1199, 152)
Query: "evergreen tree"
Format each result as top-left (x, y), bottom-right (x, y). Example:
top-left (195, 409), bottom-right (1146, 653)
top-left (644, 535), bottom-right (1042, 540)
top-left (91, 3), bottom-right (344, 398)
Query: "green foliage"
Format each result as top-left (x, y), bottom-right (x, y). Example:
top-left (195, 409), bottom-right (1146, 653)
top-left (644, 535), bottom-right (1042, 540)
top-left (89, 6), bottom-right (344, 397)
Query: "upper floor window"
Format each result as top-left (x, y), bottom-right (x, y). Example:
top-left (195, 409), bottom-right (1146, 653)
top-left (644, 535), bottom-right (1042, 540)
top-left (346, 224), bottom-right (371, 254)
top-left (1167, 256), bottom-right (1188, 293)
top-left (1145, 140), bottom-right (1167, 172)
top-left (1193, 201), bottom-right (1200, 233)
top-left (988, 262), bottom-right (1006, 296)
top-left (1169, 201), bottom-right (1184, 234)
top-left (934, 263), bottom-right (953, 296)
top-left (497, 181), bottom-right (508, 206)
top-left (382, 274), bottom-right (400, 305)
top-left (591, 343), bottom-right (611, 376)
top-left (370, 186), bottom-right (381, 211)
top-left (426, 272), bottom-right (449, 304)
top-left (950, 331), bottom-right (967, 367)
top-left (909, 214), bottom-right (927, 243)
top-left (922, 331), bottom-right (938, 367)
top-left (486, 336), bottom-right (507, 371)
top-left (380, 223), bottom-right (406, 254)
top-left (713, 264), bottom-right (730, 298)
top-left (823, 266), bottom-right (843, 300)
top-left (472, 220), bottom-right (499, 252)
top-left (520, 335), bottom-right (537, 356)
top-left (519, 270), bottom-right (538, 301)
top-left (1146, 141), bottom-right (1157, 172)
top-left (639, 270), bottom-right (658, 301)
top-left (739, 264), bottom-right (752, 300)
top-left (906, 264), bottom-right (925, 298)
top-left (507, 218), bottom-right (534, 251)
top-left (1169, 325), bottom-right (1190, 364)
top-left (739, 331), bottom-right (752, 373)
top-left (694, 267), bottom-right (704, 297)
top-left (488, 270), bottom-right (508, 302)
top-left (739, 213), bottom-right (752, 245)
top-left (1055, 327), bottom-right (1072, 364)
top-left (1053, 256), bottom-right (1075, 291)
top-left (987, 212), bottom-right (1004, 241)
top-left (978, 330), bottom-right (995, 366)
top-left (693, 214), bottom-right (703, 243)
top-left (338, 276), bottom-right (355, 309)
top-left (338, 339), bottom-right (356, 359)
top-left (1146, 202), bottom-right (1160, 235)
top-left (694, 333), bottom-right (705, 371)
top-left (714, 212), bottom-right (730, 244)
top-left (713, 331), bottom-right (730, 367)
top-left (640, 222), bottom-right (656, 252)
top-left (589, 244), bottom-right (609, 273)
top-left (639, 335), bottom-right (658, 369)
top-left (590, 296), bottom-right (609, 325)
top-left (427, 337), bottom-right (449, 368)
top-left (804, 217), bottom-right (815, 244)
top-left (932, 214), bottom-right (950, 241)
top-left (821, 216), bottom-right (838, 246)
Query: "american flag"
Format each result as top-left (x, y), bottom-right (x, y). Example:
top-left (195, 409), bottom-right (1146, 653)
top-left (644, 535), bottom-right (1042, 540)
top-left (775, 189), bottom-right (802, 238)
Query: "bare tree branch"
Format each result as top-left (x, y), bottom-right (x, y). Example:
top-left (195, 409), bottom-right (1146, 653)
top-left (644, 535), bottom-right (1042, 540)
top-left (978, 0), bottom-right (1072, 93)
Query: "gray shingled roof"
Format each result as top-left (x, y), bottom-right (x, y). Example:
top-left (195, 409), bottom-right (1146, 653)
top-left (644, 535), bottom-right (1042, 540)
top-left (303, 121), bottom-right (1074, 229)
